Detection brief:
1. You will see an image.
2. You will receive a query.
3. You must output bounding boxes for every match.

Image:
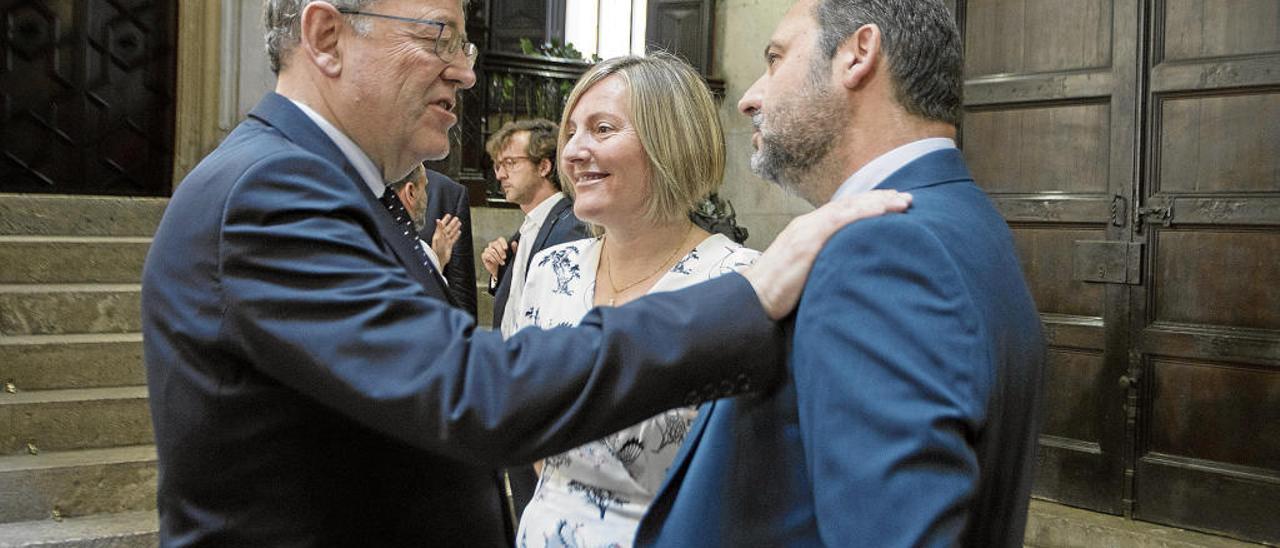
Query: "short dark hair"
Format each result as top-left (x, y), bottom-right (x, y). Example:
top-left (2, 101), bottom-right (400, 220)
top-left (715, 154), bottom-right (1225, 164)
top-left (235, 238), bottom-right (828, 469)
top-left (485, 118), bottom-right (561, 190)
top-left (812, 0), bottom-right (963, 126)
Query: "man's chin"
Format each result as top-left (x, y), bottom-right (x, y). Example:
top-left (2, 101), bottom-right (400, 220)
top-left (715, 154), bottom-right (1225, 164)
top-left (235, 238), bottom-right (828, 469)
top-left (421, 148), bottom-right (449, 162)
top-left (749, 152), bottom-right (780, 185)
top-left (751, 153), bottom-right (816, 203)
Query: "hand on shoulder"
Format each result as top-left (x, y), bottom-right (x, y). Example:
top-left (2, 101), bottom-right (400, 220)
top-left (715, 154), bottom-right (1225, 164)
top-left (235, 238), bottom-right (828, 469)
top-left (744, 190), bottom-right (912, 320)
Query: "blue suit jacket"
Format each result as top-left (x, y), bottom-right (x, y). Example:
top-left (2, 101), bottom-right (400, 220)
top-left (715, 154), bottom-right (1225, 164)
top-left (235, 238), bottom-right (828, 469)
top-left (141, 92), bottom-right (784, 546)
top-left (419, 169), bottom-right (478, 316)
top-left (489, 195), bottom-right (590, 329)
top-left (636, 149), bottom-right (1046, 548)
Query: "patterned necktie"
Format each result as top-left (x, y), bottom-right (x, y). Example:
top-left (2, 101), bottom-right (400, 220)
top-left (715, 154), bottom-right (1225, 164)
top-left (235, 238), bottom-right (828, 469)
top-left (379, 186), bottom-right (439, 276)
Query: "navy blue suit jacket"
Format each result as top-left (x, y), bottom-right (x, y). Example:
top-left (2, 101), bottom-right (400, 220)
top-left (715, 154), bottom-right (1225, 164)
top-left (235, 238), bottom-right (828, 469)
top-left (419, 169), bottom-right (478, 316)
top-left (636, 149), bottom-right (1046, 547)
top-left (141, 92), bottom-right (784, 546)
top-left (489, 195), bottom-right (590, 329)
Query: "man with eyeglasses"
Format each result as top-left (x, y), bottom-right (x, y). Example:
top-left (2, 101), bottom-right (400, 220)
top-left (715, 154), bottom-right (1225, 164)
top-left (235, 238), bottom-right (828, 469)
top-left (479, 118), bottom-right (589, 541)
top-left (482, 118), bottom-right (589, 338)
top-left (140, 0), bottom-right (912, 545)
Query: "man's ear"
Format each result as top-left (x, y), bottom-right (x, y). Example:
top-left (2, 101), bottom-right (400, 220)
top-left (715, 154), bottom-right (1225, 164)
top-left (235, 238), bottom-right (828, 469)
top-left (834, 23), bottom-right (881, 90)
top-left (538, 158), bottom-right (552, 179)
top-left (299, 2), bottom-right (345, 77)
top-left (403, 181), bottom-right (419, 204)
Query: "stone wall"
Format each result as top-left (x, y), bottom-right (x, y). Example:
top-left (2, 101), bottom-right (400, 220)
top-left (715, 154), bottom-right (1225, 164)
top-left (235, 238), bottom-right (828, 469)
top-left (712, 0), bottom-right (812, 249)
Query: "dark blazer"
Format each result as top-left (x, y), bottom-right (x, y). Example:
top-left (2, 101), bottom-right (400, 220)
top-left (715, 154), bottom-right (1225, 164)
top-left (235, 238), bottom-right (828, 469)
top-left (419, 169), bottom-right (477, 316)
top-left (637, 148), bottom-right (1046, 547)
top-left (489, 195), bottom-right (590, 329)
top-left (141, 92), bottom-right (784, 546)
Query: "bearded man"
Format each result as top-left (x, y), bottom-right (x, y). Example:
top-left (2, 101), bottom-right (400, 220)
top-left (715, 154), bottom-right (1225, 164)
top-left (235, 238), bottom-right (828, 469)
top-left (636, 1), bottom-right (1046, 546)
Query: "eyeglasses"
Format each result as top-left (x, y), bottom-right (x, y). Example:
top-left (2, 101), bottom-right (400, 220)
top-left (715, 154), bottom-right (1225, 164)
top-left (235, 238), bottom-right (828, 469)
top-left (336, 8), bottom-right (479, 67)
top-left (492, 156), bottom-right (532, 173)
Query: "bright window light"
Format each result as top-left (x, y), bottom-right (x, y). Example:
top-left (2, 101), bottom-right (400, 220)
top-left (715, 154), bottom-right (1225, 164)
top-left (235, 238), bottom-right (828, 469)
top-left (564, 0), bottom-right (648, 59)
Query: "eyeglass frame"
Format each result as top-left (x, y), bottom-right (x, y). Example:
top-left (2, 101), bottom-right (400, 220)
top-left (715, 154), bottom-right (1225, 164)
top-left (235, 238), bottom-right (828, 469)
top-left (335, 8), bottom-right (479, 66)
top-left (492, 155), bottom-right (534, 174)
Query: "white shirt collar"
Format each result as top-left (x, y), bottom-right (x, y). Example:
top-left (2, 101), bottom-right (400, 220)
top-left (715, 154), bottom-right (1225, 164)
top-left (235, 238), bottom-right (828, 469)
top-left (289, 98), bottom-right (385, 198)
top-left (523, 192), bottom-right (566, 231)
top-left (831, 138), bottom-right (956, 200)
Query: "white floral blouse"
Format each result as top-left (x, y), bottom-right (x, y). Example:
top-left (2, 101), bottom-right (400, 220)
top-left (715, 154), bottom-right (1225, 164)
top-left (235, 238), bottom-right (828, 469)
top-left (514, 233), bottom-right (759, 548)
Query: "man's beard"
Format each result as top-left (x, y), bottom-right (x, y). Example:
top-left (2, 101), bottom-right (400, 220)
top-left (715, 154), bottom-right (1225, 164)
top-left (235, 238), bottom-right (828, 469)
top-left (409, 197), bottom-right (428, 232)
top-left (749, 73), bottom-right (843, 203)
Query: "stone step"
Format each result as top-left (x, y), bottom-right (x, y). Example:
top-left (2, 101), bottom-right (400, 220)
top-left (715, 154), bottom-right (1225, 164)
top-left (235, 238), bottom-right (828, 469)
top-left (0, 237), bottom-right (151, 284)
top-left (0, 285), bottom-right (141, 336)
top-left (0, 387), bottom-right (152, 456)
top-left (1024, 500), bottom-right (1265, 547)
top-left (0, 510), bottom-right (156, 548)
top-left (0, 334), bottom-right (144, 391)
top-left (0, 445), bottom-right (156, 524)
top-left (0, 195), bottom-right (167, 238)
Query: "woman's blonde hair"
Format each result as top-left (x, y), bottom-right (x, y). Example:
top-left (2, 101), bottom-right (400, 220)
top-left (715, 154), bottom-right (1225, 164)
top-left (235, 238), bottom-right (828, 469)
top-left (558, 53), bottom-right (725, 224)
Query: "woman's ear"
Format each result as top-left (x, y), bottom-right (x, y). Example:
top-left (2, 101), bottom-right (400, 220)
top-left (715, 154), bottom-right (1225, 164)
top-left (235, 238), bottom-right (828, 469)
top-left (299, 2), bottom-right (345, 77)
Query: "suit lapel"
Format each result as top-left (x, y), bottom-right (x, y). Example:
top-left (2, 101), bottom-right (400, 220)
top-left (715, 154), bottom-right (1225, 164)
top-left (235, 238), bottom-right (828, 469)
top-left (491, 230), bottom-right (520, 327)
top-left (524, 197), bottom-right (573, 273)
top-left (374, 210), bottom-right (455, 305)
top-left (248, 93), bottom-right (454, 305)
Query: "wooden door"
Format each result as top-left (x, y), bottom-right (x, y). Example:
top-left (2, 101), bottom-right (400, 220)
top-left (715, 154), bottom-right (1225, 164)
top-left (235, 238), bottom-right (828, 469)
top-left (1131, 1), bottom-right (1280, 543)
top-left (0, 0), bottom-right (176, 196)
top-left (958, 1), bottom-right (1280, 542)
top-left (959, 0), bottom-right (1140, 515)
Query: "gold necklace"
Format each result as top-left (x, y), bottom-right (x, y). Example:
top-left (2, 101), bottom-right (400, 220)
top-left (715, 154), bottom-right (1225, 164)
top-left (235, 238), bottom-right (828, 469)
top-left (603, 224), bottom-right (693, 306)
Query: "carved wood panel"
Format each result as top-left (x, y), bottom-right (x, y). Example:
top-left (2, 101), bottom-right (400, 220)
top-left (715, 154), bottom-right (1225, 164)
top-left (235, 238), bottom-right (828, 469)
top-left (1, 0), bottom-right (175, 196)
top-left (646, 0), bottom-right (713, 75)
top-left (1132, 2), bottom-right (1280, 542)
top-left (960, 0), bottom-right (1135, 515)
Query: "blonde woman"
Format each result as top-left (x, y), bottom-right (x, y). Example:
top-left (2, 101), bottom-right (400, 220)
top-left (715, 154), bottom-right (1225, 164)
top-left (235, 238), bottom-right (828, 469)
top-left (513, 54), bottom-right (755, 547)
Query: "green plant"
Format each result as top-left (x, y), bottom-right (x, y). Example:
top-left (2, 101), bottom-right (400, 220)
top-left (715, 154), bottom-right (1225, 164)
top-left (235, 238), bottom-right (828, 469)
top-left (519, 37), bottom-right (601, 62)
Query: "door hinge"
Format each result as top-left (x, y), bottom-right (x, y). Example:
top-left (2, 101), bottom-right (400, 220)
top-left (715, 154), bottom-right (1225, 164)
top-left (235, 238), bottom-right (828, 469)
top-left (1072, 241), bottom-right (1143, 284)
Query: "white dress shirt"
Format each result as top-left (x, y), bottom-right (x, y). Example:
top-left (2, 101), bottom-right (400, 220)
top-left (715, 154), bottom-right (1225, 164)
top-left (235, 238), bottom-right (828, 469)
top-left (500, 192), bottom-right (566, 338)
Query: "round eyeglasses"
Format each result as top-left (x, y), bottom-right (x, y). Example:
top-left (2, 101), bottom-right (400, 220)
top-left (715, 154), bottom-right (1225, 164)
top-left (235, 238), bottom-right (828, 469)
top-left (492, 156), bottom-right (532, 174)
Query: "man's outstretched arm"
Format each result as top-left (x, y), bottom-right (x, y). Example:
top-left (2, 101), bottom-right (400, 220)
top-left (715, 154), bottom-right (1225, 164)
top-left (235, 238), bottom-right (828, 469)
top-left (220, 153), bottom-right (912, 465)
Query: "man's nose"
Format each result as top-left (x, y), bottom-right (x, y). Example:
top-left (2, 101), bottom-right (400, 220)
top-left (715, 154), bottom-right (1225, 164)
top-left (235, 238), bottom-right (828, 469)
top-left (738, 74), bottom-right (765, 117)
top-left (443, 63), bottom-right (477, 90)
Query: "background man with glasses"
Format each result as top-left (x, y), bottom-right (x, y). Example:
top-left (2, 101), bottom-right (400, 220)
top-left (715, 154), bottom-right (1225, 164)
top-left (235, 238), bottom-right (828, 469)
top-left (141, 0), bottom-right (912, 545)
top-left (482, 118), bottom-right (589, 338)
top-left (480, 118), bottom-right (589, 538)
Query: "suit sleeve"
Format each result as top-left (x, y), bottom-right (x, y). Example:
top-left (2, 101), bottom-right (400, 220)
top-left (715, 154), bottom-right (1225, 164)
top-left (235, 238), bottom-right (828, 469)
top-left (444, 184), bottom-right (478, 316)
top-left (217, 152), bottom-right (783, 466)
top-left (791, 218), bottom-right (987, 547)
